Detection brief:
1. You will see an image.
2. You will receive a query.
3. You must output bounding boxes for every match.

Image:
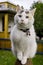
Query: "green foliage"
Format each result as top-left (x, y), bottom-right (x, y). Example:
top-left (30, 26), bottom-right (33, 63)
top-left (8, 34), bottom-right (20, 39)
top-left (31, 2), bottom-right (43, 39)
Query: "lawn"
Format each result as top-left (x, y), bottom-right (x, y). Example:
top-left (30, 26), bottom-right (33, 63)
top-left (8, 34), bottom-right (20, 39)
top-left (0, 50), bottom-right (16, 65)
top-left (0, 50), bottom-right (43, 65)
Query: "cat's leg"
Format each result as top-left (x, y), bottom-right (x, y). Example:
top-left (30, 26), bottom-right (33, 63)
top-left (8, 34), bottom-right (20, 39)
top-left (29, 42), bottom-right (37, 58)
top-left (11, 42), bottom-right (16, 56)
top-left (17, 50), bottom-right (23, 61)
top-left (21, 49), bottom-right (29, 64)
top-left (21, 56), bottom-right (27, 64)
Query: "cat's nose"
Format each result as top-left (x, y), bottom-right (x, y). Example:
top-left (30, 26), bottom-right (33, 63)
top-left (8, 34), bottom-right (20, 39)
top-left (21, 20), bottom-right (24, 24)
top-left (21, 20), bottom-right (24, 22)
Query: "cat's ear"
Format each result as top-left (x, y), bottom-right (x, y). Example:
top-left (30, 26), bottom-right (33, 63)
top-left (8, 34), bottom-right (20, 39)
top-left (16, 5), bottom-right (21, 12)
top-left (30, 8), bottom-right (36, 16)
top-left (16, 5), bottom-right (24, 12)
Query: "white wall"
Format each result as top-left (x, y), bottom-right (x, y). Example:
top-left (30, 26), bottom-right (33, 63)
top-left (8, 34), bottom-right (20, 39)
top-left (0, 17), bottom-right (2, 32)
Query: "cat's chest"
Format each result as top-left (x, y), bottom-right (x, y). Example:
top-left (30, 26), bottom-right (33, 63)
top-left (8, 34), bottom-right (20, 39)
top-left (13, 25), bottom-right (35, 42)
top-left (15, 28), bottom-right (31, 40)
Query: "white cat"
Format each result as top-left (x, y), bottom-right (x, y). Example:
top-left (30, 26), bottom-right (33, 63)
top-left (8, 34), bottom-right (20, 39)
top-left (10, 8), bottom-right (37, 64)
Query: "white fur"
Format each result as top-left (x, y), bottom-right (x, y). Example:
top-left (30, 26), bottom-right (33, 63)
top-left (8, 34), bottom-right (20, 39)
top-left (10, 9), bottom-right (37, 64)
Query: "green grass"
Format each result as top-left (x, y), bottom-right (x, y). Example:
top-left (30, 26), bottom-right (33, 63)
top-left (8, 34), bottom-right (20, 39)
top-left (32, 55), bottom-right (43, 65)
top-left (0, 50), bottom-right (16, 65)
top-left (0, 50), bottom-right (43, 65)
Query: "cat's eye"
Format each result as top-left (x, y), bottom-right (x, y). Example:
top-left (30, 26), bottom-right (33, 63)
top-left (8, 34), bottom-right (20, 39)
top-left (18, 15), bottom-right (22, 18)
top-left (26, 16), bottom-right (29, 18)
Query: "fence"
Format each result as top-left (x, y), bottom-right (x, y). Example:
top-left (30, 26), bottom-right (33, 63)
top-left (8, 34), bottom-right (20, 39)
top-left (0, 38), bottom-right (11, 50)
top-left (0, 38), bottom-right (43, 54)
top-left (37, 40), bottom-right (43, 54)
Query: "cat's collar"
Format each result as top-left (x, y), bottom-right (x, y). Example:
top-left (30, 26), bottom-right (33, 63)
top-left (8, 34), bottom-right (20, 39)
top-left (20, 28), bottom-right (29, 32)
top-left (20, 28), bottom-right (30, 36)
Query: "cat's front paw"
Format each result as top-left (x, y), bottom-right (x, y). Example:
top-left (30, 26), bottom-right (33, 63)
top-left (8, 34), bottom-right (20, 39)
top-left (21, 57), bottom-right (27, 64)
top-left (17, 52), bottom-right (22, 61)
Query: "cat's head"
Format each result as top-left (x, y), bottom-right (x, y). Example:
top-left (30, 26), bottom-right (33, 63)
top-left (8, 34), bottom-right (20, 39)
top-left (14, 8), bottom-right (36, 29)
